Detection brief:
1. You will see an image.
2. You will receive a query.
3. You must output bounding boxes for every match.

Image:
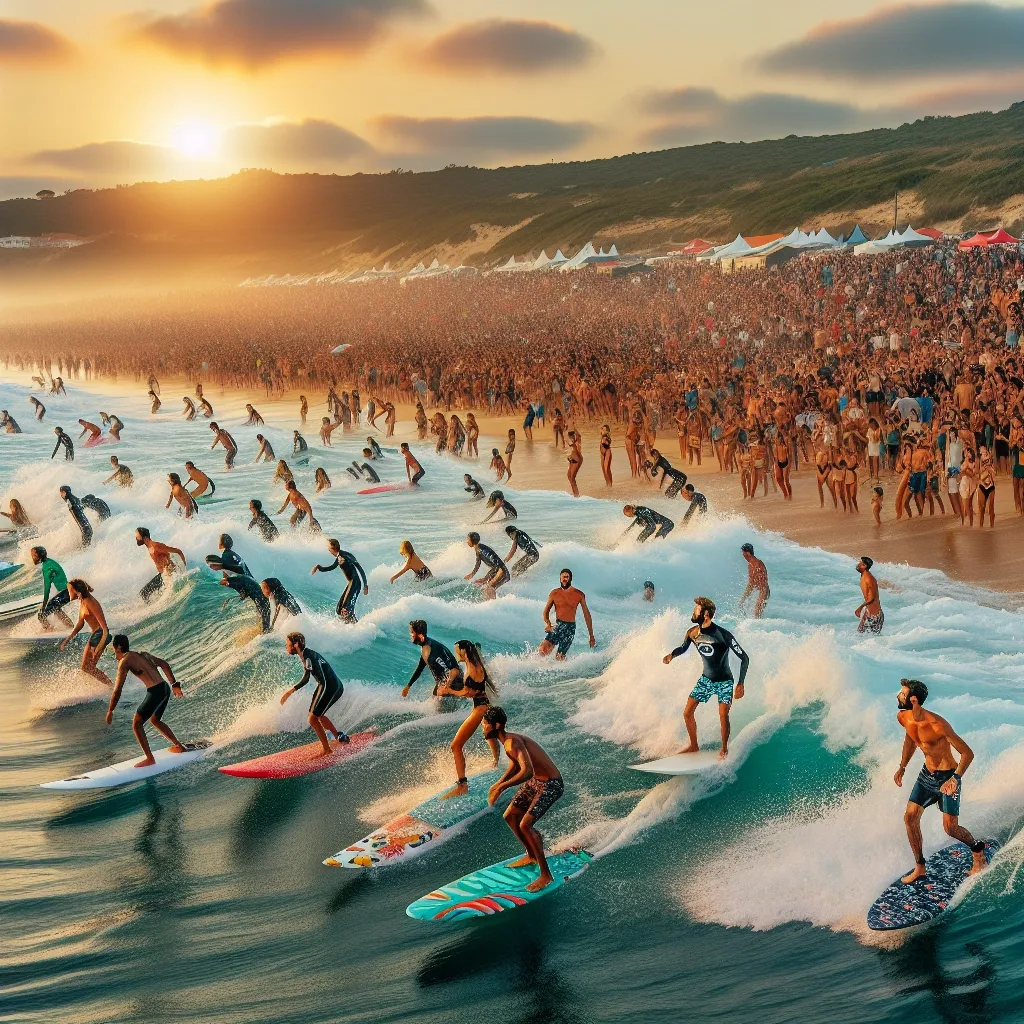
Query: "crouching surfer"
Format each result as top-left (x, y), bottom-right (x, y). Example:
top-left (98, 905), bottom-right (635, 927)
top-left (280, 632), bottom-right (349, 757)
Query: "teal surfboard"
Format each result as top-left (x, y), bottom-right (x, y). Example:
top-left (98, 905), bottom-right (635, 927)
top-left (406, 849), bottom-right (593, 922)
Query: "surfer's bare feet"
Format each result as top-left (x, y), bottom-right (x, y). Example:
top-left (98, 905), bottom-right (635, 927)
top-left (441, 781), bottom-right (469, 800)
top-left (507, 854), bottom-right (536, 869)
top-left (311, 746), bottom-right (332, 758)
top-left (718, 748), bottom-right (729, 760)
top-left (168, 744), bottom-right (185, 754)
top-left (969, 850), bottom-right (988, 875)
top-left (901, 864), bottom-right (927, 884)
top-left (134, 755), bottom-right (157, 768)
top-left (526, 872), bottom-right (553, 893)
top-left (676, 744), bottom-right (699, 754)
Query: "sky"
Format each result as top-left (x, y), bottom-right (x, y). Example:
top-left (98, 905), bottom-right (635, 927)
top-left (3, 0), bottom-right (1024, 199)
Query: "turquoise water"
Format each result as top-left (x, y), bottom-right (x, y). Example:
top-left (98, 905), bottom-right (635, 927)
top-left (2, 380), bottom-right (1024, 1024)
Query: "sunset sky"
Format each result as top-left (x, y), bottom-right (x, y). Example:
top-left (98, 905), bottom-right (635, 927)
top-left (4, 0), bottom-right (1024, 198)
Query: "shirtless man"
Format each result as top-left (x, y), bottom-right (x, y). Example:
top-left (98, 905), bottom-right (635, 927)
top-left (319, 416), bottom-right (342, 446)
top-left (855, 555), bottom-right (884, 634)
top-left (254, 433), bottom-right (275, 464)
top-left (276, 480), bottom-right (316, 531)
top-left (738, 542), bottom-right (770, 618)
top-left (107, 634), bottom-right (187, 767)
top-left (908, 438), bottom-right (930, 515)
top-left (538, 568), bottom-right (596, 659)
top-left (209, 421), bottom-right (238, 470)
top-left (400, 442), bottom-right (425, 485)
top-left (184, 461), bottom-right (214, 498)
top-left (61, 578), bottom-right (114, 687)
top-left (893, 678), bottom-right (990, 883)
top-left (136, 527), bottom-right (186, 602)
top-left (485, 706), bottom-right (565, 893)
top-left (78, 418), bottom-right (102, 443)
top-left (165, 473), bottom-right (198, 518)
top-left (104, 456), bottom-right (134, 488)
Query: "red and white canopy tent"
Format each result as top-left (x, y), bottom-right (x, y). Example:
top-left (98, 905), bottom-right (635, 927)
top-left (959, 228), bottom-right (1020, 249)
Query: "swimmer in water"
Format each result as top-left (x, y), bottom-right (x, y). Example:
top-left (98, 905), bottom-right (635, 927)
top-left (136, 527), bottom-right (186, 603)
top-left (1, 410), bottom-right (22, 433)
top-left (106, 413), bottom-right (124, 440)
top-left (248, 499), bottom-right (279, 542)
top-left (504, 525), bottom-right (541, 577)
top-left (481, 490), bottom-right (517, 523)
top-left (311, 538), bottom-right (368, 622)
top-left (662, 596), bottom-right (749, 758)
top-left (538, 569), bottom-right (595, 659)
top-left (277, 480), bottom-right (316, 531)
top-left (400, 442), bottom-right (425, 485)
top-left (244, 404), bottom-right (264, 426)
top-left (293, 430), bottom-right (309, 454)
top-left (104, 456), bottom-right (134, 488)
top-left (464, 474), bottom-right (485, 500)
top-left (402, 619), bottom-right (463, 698)
top-left (738, 543), bottom-right (770, 618)
top-left (31, 545), bottom-right (73, 630)
top-left (622, 504), bottom-right (674, 542)
top-left (209, 422), bottom-right (238, 470)
top-left (465, 532), bottom-right (510, 600)
top-left (1, 498), bottom-right (31, 528)
top-left (254, 434), bottom-right (275, 464)
top-left (261, 577), bottom-right (301, 628)
top-left (59, 486), bottom-right (93, 547)
top-left (78, 418), bottom-right (102, 443)
top-left (219, 571), bottom-right (272, 633)
top-left (389, 540), bottom-right (432, 583)
top-left (184, 461), bottom-right (214, 498)
top-left (643, 580), bottom-right (656, 602)
top-left (182, 397), bottom-right (196, 420)
top-left (51, 426), bottom-right (74, 461)
top-left (107, 634), bottom-right (187, 767)
top-left (165, 473), bottom-right (198, 518)
top-left (280, 632), bottom-right (350, 756)
top-left (29, 396), bottom-right (45, 420)
top-left (314, 467), bottom-right (331, 492)
top-left (205, 533), bottom-right (251, 577)
top-left (484, 706), bottom-right (565, 893)
top-left (62, 578), bottom-right (114, 687)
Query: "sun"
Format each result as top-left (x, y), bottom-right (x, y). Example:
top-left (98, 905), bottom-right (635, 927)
top-left (170, 121), bottom-right (220, 160)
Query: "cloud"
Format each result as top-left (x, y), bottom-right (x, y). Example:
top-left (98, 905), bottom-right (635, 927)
top-left (759, 2), bottom-right (1024, 80)
top-left (127, 0), bottom-right (427, 69)
top-left (375, 115), bottom-right (594, 157)
top-left (223, 119), bottom-right (372, 167)
top-left (29, 140), bottom-right (177, 177)
top-left (0, 19), bottom-right (74, 64)
top-left (417, 18), bottom-right (596, 74)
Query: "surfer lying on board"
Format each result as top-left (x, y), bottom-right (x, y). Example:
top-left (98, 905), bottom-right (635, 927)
top-left (485, 707), bottom-right (565, 893)
top-left (280, 632), bottom-right (349, 756)
top-left (894, 678), bottom-right (989, 883)
top-left (62, 578), bottom-right (114, 687)
top-left (663, 596), bottom-right (749, 759)
top-left (436, 640), bottom-right (501, 799)
top-left (107, 634), bottom-right (186, 767)
top-left (403, 620), bottom-right (462, 698)
top-left (539, 569), bottom-right (596, 659)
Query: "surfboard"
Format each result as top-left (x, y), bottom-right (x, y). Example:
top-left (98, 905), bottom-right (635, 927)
top-left (630, 751), bottom-right (724, 775)
top-left (195, 496), bottom-right (231, 506)
top-left (0, 596), bottom-right (38, 622)
top-left (0, 562), bottom-right (22, 582)
top-left (294, 456), bottom-right (310, 466)
top-left (40, 740), bottom-right (212, 790)
top-left (406, 849), bottom-right (593, 922)
top-left (867, 840), bottom-right (1000, 930)
top-left (84, 434), bottom-right (115, 447)
top-left (218, 729), bottom-right (377, 778)
top-left (358, 483), bottom-right (412, 495)
top-left (325, 768), bottom-right (503, 868)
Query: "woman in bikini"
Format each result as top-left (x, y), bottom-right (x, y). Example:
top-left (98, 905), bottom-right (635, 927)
top-left (389, 540), bottom-right (433, 583)
top-left (599, 424), bottom-right (613, 486)
top-left (465, 413), bottom-right (479, 458)
top-left (843, 441), bottom-right (860, 513)
top-left (815, 446), bottom-right (834, 508)
top-left (773, 430), bottom-right (792, 500)
top-left (958, 447), bottom-right (978, 526)
top-left (567, 430), bottom-right (583, 497)
top-left (976, 447), bottom-right (996, 528)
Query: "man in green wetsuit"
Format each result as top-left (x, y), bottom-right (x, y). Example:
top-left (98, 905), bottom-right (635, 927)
top-left (30, 545), bottom-right (73, 629)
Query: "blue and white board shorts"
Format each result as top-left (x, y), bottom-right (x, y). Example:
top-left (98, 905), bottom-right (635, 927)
top-left (689, 674), bottom-right (734, 705)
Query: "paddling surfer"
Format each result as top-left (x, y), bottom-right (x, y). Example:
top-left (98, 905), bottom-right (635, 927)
top-left (485, 706), bottom-right (565, 893)
top-left (539, 569), bottom-right (595, 659)
top-left (280, 632), bottom-right (350, 757)
top-left (107, 634), bottom-right (187, 767)
top-left (662, 596), bottom-right (749, 758)
top-left (136, 527), bottom-right (186, 602)
top-left (61, 578), bottom-right (114, 688)
top-left (893, 678), bottom-right (989, 882)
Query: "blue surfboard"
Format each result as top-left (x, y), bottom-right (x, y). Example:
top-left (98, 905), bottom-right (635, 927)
top-left (867, 840), bottom-right (999, 930)
top-left (407, 849), bottom-right (592, 922)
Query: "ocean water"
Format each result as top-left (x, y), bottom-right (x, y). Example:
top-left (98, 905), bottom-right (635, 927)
top-left (2, 379), bottom-right (1024, 1024)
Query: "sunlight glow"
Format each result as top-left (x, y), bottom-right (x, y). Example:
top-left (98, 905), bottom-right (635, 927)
top-left (170, 121), bottom-right (221, 160)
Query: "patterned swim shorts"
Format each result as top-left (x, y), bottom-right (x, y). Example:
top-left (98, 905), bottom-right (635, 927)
top-left (688, 674), bottom-right (735, 705)
top-left (858, 611), bottom-right (884, 634)
top-left (510, 777), bottom-right (565, 822)
top-left (544, 619), bottom-right (576, 656)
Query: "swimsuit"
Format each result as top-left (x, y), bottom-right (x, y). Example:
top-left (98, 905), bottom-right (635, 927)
top-left (909, 471), bottom-right (928, 494)
top-left (87, 627), bottom-right (107, 650)
top-left (137, 681), bottom-right (171, 722)
top-left (689, 674), bottom-right (735, 705)
top-left (295, 649), bottom-right (347, 725)
top-left (857, 610), bottom-right (884, 634)
top-left (413, 566), bottom-right (433, 580)
top-left (545, 619), bottom-right (576, 656)
top-left (908, 766), bottom-right (960, 816)
top-left (510, 776), bottom-right (564, 821)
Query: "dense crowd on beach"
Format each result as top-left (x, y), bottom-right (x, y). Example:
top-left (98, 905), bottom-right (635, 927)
top-left (4, 240), bottom-right (1024, 525)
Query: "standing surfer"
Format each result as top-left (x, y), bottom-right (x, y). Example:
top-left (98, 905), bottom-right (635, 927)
top-left (280, 632), bottom-right (350, 757)
top-left (538, 569), bottom-right (596, 659)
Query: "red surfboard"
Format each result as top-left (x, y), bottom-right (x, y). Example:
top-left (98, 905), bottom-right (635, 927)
top-left (357, 483), bottom-right (414, 495)
top-left (218, 729), bottom-right (377, 779)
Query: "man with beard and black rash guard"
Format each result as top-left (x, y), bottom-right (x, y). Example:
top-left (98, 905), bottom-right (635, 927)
top-left (205, 534), bottom-right (251, 576)
top-left (465, 532), bottom-right (509, 599)
top-left (280, 632), bottom-right (349, 756)
top-left (51, 426), bottom-right (74, 461)
top-left (622, 504), bottom-right (674, 542)
top-left (402, 619), bottom-right (463, 697)
top-left (464, 474), bottom-right (485, 500)
top-left (247, 499), bottom-right (279, 542)
top-left (663, 596), bottom-right (750, 759)
top-left (311, 538), bottom-right (368, 623)
top-left (219, 571), bottom-right (272, 633)
top-left (59, 486), bottom-right (93, 546)
top-left (504, 525), bottom-right (542, 577)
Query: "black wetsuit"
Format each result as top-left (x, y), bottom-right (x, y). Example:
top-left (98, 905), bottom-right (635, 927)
top-left (630, 506), bottom-right (674, 542)
top-left (490, 498), bottom-right (517, 520)
top-left (651, 454), bottom-right (675, 484)
top-left (81, 494), bottom-right (111, 521)
top-left (52, 431), bottom-right (74, 461)
top-left (682, 491), bottom-right (708, 523)
top-left (465, 477), bottom-right (485, 499)
top-left (356, 462), bottom-right (380, 483)
top-left (368, 439), bottom-right (384, 459)
top-left (206, 548), bottom-right (251, 577)
top-left (671, 623), bottom-right (749, 686)
top-left (223, 573), bottom-right (272, 633)
top-left (293, 434), bottom-right (309, 454)
top-left (265, 578), bottom-right (301, 619)
top-left (407, 637), bottom-right (462, 695)
top-left (62, 491), bottom-right (93, 546)
top-left (317, 551), bottom-right (368, 620)
top-left (664, 467), bottom-right (688, 498)
top-left (473, 543), bottom-right (509, 585)
top-left (294, 647), bottom-right (347, 726)
top-left (507, 527), bottom-right (541, 576)
top-left (248, 509), bottom-right (279, 542)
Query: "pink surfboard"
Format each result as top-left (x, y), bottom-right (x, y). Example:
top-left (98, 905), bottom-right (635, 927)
top-left (218, 729), bottom-right (377, 779)
top-left (84, 435), bottom-right (116, 447)
top-left (357, 483), bottom-right (413, 495)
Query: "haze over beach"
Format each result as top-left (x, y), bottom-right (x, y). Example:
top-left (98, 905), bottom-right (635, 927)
top-left (3, 3), bottom-right (1024, 1024)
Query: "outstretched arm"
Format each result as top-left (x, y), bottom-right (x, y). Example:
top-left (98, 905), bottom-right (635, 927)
top-left (580, 596), bottom-right (596, 646)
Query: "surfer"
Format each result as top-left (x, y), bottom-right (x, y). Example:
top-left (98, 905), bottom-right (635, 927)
top-left (182, 396), bottom-right (196, 420)
top-left (51, 426), bottom-right (74, 461)
top-left (165, 473), bottom-right (198, 518)
top-left (261, 578), bottom-right (301, 628)
top-left (104, 456), bottom-right (134, 488)
top-left (465, 533), bottom-right (509, 600)
top-left (280, 632), bottom-right (350, 756)
top-left (205, 534), bottom-right (250, 576)
top-left (437, 640), bottom-right (501, 799)
top-left (77, 418), bottom-right (102, 443)
top-left (248, 499), bottom-right (279, 542)
top-left (402, 620), bottom-right (463, 697)
top-left (389, 540), bottom-right (432, 583)
top-left (738, 543), bottom-right (770, 618)
top-left (219, 572), bottom-right (272, 633)
top-left (464, 474), bottom-right (485, 500)
top-left (681, 484), bottom-right (708, 523)
top-left (198, 395), bottom-right (214, 418)
top-left (30, 546), bottom-right (73, 629)
top-left (59, 486), bottom-right (93, 547)
top-left (80, 494), bottom-right (111, 521)
top-left (643, 580), bottom-right (656, 602)
top-left (244, 404), bottom-right (264, 426)
top-left (482, 491), bottom-right (517, 522)
top-left (29, 396), bottom-right (45, 420)
top-left (538, 568), bottom-right (596, 659)
top-left (254, 434), bottom-right (275, 464)
top-left (136, 527), bottom-right (186, 603)
top-left (209, 422), bottom-right (238, 470)
top-left (293, 430), bottom-right (309, 455)
top-left (1, 498), bottom-right (31, 528)
top-left (893, 678), bottom-right (989, 882)
top-left (400, 442), bottom-right (425, 485)
top-left (314, 468), bottom-right (331, 492)
top-left (311, 539), bottom-right (368, 622)
top-left (663, 596), bottom-right (749, 758)
top-left (367, 436), bottom-right (383, 459)
top-left (484, 706), bottom-right (564, 893)
top-left (622, 505), bottom-right (674, 542)
top-left (504, 525), bottom-right (541, 577)
top-left (320, 416), bottom-right (341, 446)
top-left (276, 481), bottom-right (316, 531)
top-left (184, 461), bottom-right (214, 498)
top-left (855, 555), bottom-right (884, 634)
top-left (61, 578), bottom-right (114, 687)
top-left (1, 410), bottom-right (22, 433)
top-left (107, 635), bottom-right (186, 767)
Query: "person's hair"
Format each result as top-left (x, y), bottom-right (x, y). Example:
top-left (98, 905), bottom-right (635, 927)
top-left (315, 468), bottom-right (330, 486)
top-left (860, 555), bottom-right (874, 569)
top-left (169, 472), bottom-right (181, 485)
top-left (59, 485), bottom-right (71, 498)
top-left (136, 526), bottom-right (151, 540)
top-left (250, 498), bottom-right (262, 512)
top-left (68, 578), bottom-right (92, 596)
top-left (644, 580), bottom-right (655, 590)
top-left (483, 706), bottom-right (507, 730)
top-left (694, 595), bottom-right (716, 618)
top-left (285, 480), bottom-right (296, 490)
top-left (492, 448), bottom-right (500, 456)
top-left (327, 538), bottom-right (340, 552)
top-left (362, 448), bottom-right (372, 456)
top-left (112, 634), bottom-right (130, 653)
top-left (400, 540), bottom-right (414, 556)
top-left (623, 504), bottom-right (635, 515)
top-left (456, 639), bottom-right (497, 695)
top-left (505, 524), bottom-right (517, 535)
top-left (901, 678), bottom-right (929, 705)
top-left (741, 543), bottom-right (754, 554)
top-left (31, 545), bottom-right (47, 561)
top-left (220, 534), bottom-right (233, 548)
top-left (874, 486), bottom-right (883, 496)
top-left (262, 577), bottom-right (282, 595)
top-left (683, 484), bottom-right (695, 493)
top-left (468, 531), bottom-right (480, 544)
top-left (286, 631), bottom-right (305, 649)
top-left (409, 619), bottom-right (427, 637)
top-left (560, 567), bottom-right (573, 581)
top-left (210, 421), bottom-right (218, 429)
top-left (184, 461), bottom-right (194, 469)
top-left (400, 442), bottom-right (409, 450)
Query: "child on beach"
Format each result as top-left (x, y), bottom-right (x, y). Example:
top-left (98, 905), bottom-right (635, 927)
top-left (872, 486), bottom-right (883, 526)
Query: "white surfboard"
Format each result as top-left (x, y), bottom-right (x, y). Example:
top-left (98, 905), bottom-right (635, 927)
top-left (40, 740), bottom-right (212, 790)
top-left (0, 597), bottom-right (39, 622)
top-left (630, 751), bottom-right (725, 775)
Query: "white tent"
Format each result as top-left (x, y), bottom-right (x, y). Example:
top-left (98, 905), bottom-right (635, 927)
top-left (703, 234), bottom-right (752, 261)
top-left (609, 244), bottom-right (619, 256)
top-left (560, 241), bottom-right (597, 270)
top-left (897, 226), bottom-right (935, 247)
top-left (544, 249), bottom-right (568, 269)
top-left (494, 255), bottom-right (525, 273)
top-left (530, 250), bottom-right (551, 270)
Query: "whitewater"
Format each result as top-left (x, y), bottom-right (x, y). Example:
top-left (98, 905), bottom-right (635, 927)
top-left (2, 377), bottom-right (1024, 1024)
